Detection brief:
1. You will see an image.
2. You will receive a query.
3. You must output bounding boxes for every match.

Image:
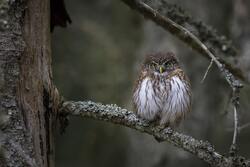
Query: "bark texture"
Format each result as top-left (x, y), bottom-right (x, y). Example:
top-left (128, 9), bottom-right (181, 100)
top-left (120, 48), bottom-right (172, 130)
top-left (0, 0), bottom-right (59, 166)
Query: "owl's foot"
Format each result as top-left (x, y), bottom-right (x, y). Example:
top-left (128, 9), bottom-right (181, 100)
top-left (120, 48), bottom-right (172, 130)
top-left (154, 136), bottom-right (165, 142)
top-left (154, 126), bottom-right (173, 143)
top-left (154, 124), bottom-right (165, 142)
top-left (148, 120), bottom-right (159, 127)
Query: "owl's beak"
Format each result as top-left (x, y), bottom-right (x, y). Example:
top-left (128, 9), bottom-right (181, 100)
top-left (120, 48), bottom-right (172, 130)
top-left (159, 66), bottom-right (165, 73)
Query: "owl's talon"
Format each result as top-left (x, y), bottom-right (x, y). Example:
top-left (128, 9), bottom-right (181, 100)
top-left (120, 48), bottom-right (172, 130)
top-left (157, 124), bottom-right (166, 131)
top-left (154, 136), bottom-right (165, 142)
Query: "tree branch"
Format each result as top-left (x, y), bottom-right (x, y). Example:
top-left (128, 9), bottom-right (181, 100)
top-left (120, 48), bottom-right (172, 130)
top-left (229, 87), bottom-right (240, 155)
top-left (200, 59), bottom-right (213, 83)
top-left (121, 0), bottom-right (244, 88)
top-left (120, 0), bottom-right (244, 157)
top-left (60, 101), bottom-right (250, 167)
top-left (143, 0), bottom-right (236, 57)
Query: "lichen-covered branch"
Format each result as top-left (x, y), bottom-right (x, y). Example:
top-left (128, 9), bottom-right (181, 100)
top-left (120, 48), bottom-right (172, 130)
top-left (61, 101), bottom-right (250, 167)
top-left (120, 0), bottom-right (244, 88)
top-left (123, 0), bottom-right (246, 81)
top-left (143, 0), bottom-right (236, 57)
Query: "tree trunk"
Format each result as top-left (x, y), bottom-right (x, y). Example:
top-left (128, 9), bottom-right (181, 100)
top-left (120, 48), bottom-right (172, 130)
top-left (0, 0), bottom-right (59, 166)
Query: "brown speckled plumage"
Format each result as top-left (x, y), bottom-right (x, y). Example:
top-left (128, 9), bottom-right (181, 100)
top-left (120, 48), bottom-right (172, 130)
top-left (133, 52), bottom-right (191, 127)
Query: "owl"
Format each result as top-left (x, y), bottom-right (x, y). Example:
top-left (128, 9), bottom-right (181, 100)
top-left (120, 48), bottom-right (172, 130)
top-left (133, 52), bottom-right (191, 127)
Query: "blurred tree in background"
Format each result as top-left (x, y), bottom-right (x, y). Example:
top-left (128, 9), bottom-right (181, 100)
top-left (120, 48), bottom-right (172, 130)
top-left (52, 0), bottom-right (250, 167)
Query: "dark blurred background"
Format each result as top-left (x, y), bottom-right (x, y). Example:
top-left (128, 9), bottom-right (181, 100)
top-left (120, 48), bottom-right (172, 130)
top-left (52, 0), bottom-right (250, 166)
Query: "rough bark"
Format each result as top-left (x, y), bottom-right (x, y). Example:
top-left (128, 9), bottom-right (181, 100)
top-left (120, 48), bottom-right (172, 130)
top-left (0, 0), bottom-right (59, 166)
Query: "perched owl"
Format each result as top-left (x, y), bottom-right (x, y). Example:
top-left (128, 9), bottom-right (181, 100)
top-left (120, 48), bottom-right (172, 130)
top-left (133, 52), bottom-right (191, 127)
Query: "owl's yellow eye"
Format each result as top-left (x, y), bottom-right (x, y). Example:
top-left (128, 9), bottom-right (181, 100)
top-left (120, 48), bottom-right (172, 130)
top-left (164, 61), bottom-right (175, 69)
top-left (149, 61), bottom-right (158, 70)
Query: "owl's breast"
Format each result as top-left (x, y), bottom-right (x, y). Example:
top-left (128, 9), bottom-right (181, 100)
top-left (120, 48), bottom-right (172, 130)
top-left (133, 75), bottom-right (191, 126)
top-left (155, 77), bottom-right (171, 98)
top-left (133, 77), bottom-right (161, 121)
top-left (160, 75), bottom-right (191, 126)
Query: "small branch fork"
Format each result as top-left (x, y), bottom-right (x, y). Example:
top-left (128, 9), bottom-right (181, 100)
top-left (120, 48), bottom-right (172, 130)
top-left (60, 101), bottom-right (250, 167)
top-left (227, 123), bottom-right (250, 132)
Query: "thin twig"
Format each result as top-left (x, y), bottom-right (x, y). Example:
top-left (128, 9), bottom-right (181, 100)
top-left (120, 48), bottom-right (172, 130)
top-left (230, 88), bottom-right (240, 155)
top-left (227, 122), bottom-right (250, 133)
top-left (201, 59), bottom-right (213, 83)
top-left (232, 105), bottom-right (238, 146)
top-left (226, 122), bottom-right (250, 132)
top-left (238, 122), bottom-right (250, 132)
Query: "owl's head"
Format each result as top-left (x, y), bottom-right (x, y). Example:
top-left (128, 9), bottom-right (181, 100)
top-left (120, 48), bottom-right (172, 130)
top-left (143, 52), bottom-right (180, 75)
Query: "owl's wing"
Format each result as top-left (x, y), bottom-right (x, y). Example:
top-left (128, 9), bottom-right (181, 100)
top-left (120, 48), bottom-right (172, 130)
top-left (133, 71), bottom-right (148, 91)
top-left (132, 70), bottom-right (148, 112)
